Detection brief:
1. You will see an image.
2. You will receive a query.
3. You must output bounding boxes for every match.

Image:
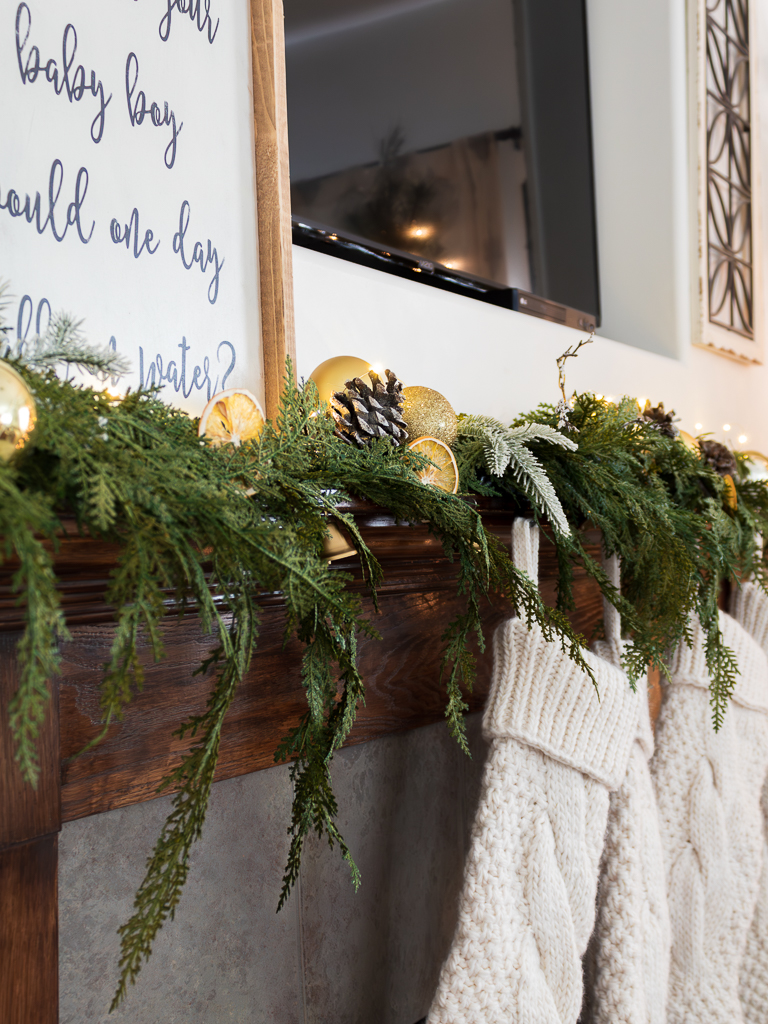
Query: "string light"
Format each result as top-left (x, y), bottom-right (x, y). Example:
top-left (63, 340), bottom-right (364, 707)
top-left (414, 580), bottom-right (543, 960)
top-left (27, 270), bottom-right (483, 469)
top-left (723, 423), bottom-right (731, 432)
top-left (695, 423), bottom-right (703, 431)
top-left (739, 434), bottom-right (748, 443)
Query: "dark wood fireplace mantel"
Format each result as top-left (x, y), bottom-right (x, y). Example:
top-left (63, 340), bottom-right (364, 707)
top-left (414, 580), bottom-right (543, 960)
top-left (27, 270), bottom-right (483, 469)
top-left (0, 506), bottom-right (604, 1023)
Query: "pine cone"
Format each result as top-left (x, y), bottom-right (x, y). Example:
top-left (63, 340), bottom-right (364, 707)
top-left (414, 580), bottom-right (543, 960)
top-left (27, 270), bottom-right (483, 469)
top-left (331, 369), bottom-right (408, 447)
top-left (636, 400), bottom-right (679, 438)
top-left (699, 439), bottom-right (737, 477)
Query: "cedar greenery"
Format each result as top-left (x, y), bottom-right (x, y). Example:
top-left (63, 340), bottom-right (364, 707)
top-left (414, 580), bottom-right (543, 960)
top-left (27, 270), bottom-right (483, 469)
top-left (0, 352), bottom-right (588, 1008)
top-left (4, 306), bottom-right (768, 1009)
top-left (456, 392), bottom-right (768, 726)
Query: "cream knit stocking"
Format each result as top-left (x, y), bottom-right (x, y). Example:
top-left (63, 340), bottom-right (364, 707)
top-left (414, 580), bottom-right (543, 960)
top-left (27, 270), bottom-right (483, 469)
top-left (651, 608), bottom-right (768, 1024)
top-left (427, 521), bottom-right (637, 1024)
top-left (582, 555), bottom-right (671, 1024)
top-left (730, 581), bottom-right (768, 1022)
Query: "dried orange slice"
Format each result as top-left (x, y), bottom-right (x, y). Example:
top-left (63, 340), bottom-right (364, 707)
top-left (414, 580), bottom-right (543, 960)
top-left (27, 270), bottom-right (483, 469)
top-left (198, 389), bottom-right (265, 446)
top-left (723, 473), bottom-right (738, 510)
top-left (408, 435), bottom-right (459, 493)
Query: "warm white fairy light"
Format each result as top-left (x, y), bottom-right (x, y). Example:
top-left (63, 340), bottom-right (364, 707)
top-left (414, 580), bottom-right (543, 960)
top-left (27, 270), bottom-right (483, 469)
top-left (723, 423), bottom-right (731, 432)
top-left (739, 434), bottom-right (748, 443)
top-left (695, 423), bottom-right (703, 431)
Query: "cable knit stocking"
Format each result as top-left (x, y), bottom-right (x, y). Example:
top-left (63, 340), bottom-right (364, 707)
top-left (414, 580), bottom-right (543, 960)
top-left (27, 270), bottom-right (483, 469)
top-left (582, 555), bottom-right (671, 1024)
top-left (427, 521), bottom-right (637, 1024)
top-left (651, 608), bottom-right (768, 1024)
top-left (730, 581), bottom-right (768, 1022)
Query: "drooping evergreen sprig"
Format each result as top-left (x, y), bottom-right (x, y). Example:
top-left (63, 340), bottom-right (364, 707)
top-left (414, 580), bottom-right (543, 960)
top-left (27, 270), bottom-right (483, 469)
top-left (0, 355), bottom-right (591, 1008)
top-left (457, 392), bottom-right (768, 724)
top-left (5, 299), bottom-right (768, 1010)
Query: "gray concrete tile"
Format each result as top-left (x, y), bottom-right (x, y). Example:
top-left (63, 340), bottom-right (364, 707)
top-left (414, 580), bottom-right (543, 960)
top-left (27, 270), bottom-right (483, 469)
top-left (59, 765), bottom-right (302, 1024)
top-left (299, 720), bottom-right (470, 1024)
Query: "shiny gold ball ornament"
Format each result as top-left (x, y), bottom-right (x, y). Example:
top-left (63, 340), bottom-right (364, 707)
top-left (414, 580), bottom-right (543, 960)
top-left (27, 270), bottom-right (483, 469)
top-left (0, 359), bottom-right (36, 462)
top-left (309, 356), bottom-right (373, 404)
top-left (402, 386), bottom-right (457, 448)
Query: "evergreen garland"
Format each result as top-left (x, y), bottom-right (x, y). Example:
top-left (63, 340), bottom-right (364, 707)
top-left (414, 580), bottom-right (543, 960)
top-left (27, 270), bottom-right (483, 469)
top-left (455, 393), bottom-right (768, 724)
top-left (3, 305), bottom-right (768, 1008)
top-left (0, 355), bottom-right (588, 1007)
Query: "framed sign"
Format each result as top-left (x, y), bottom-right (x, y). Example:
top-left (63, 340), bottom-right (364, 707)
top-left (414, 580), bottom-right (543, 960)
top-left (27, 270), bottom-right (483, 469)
top-left (0, 0), bottom-right (294, 418)
top-left (690, 0), bottom-right (764, 363)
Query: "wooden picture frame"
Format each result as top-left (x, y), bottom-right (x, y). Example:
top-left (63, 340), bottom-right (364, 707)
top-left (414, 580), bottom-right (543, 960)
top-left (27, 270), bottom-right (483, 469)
top-left (690, 0), bottom-right (764, 363)
top-left (250, 0), bottom-right (296, 419)
top-left (0, 3), bottom-right (294, 1021)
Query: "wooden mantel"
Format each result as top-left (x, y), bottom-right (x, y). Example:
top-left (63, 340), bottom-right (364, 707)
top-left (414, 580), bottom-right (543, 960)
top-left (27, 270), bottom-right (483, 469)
top-left (0, 506), bottom-right (604, 1023)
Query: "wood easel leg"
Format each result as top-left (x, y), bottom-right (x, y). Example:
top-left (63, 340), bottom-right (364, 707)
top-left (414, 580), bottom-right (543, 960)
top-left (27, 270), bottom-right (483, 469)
top-left (0, 634), bottom-right (60, 1024)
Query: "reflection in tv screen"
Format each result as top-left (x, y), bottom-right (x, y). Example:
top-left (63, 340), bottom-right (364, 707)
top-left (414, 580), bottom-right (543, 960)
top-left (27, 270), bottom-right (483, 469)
top-left (284, 0), bottom-right (600, 319)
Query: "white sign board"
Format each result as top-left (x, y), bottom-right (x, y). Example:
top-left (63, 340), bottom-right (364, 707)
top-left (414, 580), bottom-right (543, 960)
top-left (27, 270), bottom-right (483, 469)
top-left (0, 0), bottom-right (263, 412)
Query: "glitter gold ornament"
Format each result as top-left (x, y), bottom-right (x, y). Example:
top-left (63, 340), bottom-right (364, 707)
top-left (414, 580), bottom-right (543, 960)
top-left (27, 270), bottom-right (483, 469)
top-left (0, 359), bottom-right (36, 462)
top-left (310, 356), bottom-right (373, 404)
top-left (402, 386), bottom-right (457, 448)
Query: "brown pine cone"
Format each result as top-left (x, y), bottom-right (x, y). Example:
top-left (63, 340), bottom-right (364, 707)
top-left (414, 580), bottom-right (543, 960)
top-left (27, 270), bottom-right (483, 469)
top-left (636, 400), bottom-right (679, 439)
top-left (331, 369), bottom-right (408, 447)
top-left (699, 439), bottom-right (737, 477)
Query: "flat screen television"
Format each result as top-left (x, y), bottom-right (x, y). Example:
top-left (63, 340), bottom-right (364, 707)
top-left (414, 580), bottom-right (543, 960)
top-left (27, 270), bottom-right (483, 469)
top-left (283, 0), bottom-right (600, 325)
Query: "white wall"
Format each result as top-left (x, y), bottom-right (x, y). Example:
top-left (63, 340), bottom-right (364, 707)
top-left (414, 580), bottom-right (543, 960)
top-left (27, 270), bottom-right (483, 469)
top-left (291, 0), bottom-right (768, 455)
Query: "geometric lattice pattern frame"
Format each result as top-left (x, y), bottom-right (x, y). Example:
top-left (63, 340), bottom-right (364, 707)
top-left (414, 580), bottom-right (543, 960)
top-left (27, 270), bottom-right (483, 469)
top-left (706, 0), bottom-right (753, 338)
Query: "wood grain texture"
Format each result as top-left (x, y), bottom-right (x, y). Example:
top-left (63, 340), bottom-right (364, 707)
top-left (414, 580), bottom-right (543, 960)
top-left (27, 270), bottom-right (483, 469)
top-left (0, 506), bottom-right (607, 822)
top-left (51, 513), bottom-right (606, 822)
top-left (250, 0), bottom-right (295, 418)
top-left (0, 634), bottom-right (61, 849)
top-left (0, 835), bottom-right (58, 1024)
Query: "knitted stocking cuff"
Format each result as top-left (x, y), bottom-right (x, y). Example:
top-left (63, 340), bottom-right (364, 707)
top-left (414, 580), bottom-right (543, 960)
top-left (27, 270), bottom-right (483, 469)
top-left (732, 581), bottom-right (768, 655)
top-left (669, 609), bottom-right (768, 714)
top-left (484, 619), bottom-right (637, 790)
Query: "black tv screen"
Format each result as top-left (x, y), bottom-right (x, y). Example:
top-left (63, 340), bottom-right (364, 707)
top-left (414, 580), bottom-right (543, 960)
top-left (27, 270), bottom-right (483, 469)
top-left (283, 0), bottom-right (600, 320)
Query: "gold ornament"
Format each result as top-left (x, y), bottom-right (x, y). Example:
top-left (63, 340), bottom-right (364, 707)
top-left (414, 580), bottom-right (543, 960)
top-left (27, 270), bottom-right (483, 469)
top-left (310, 356), bottom-right (373, 404)
top-left (0, 360), bottom-right (36, 462)
top-left (322, 522), bottom-right (357, 561)
top-left (402, 386), bottom-right (457, 447)
top-left (742, 451), bottom-right (768, 480)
